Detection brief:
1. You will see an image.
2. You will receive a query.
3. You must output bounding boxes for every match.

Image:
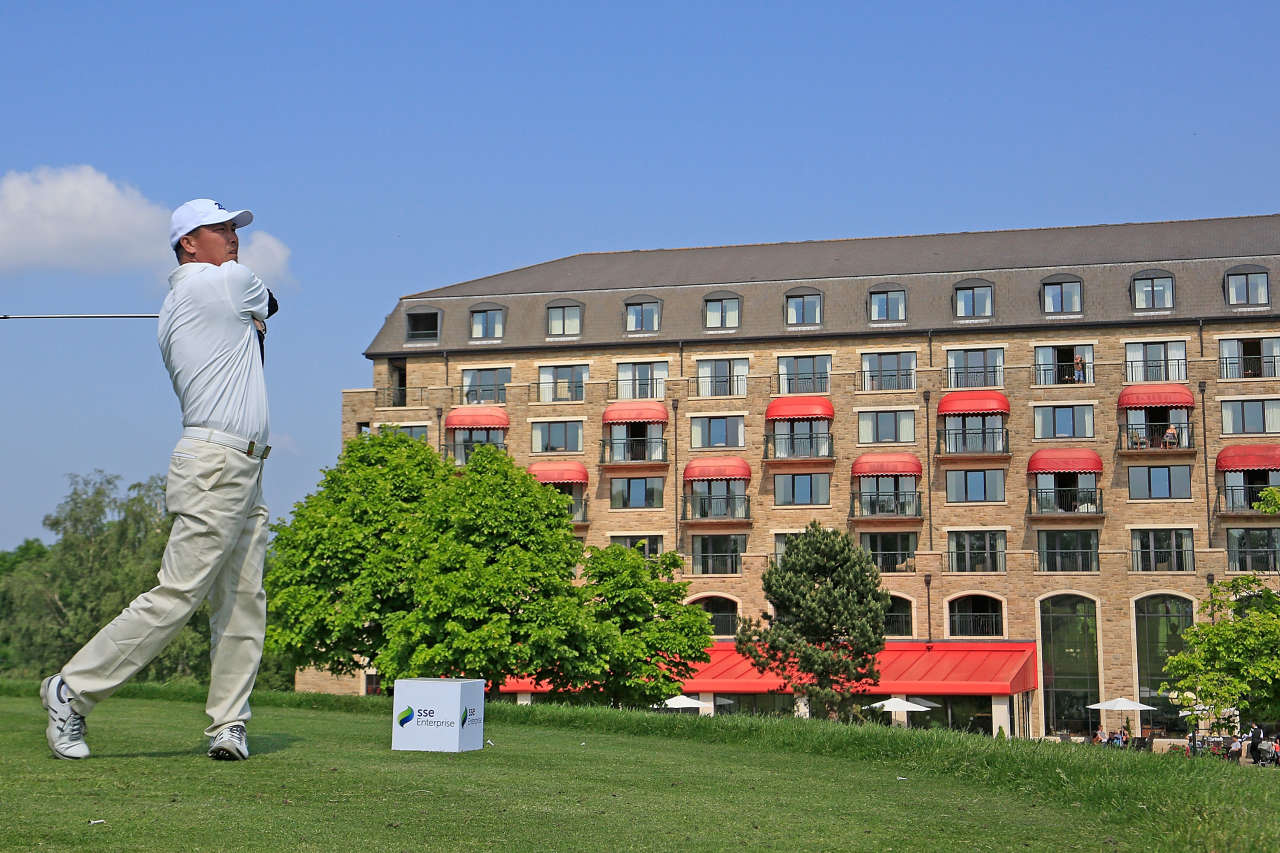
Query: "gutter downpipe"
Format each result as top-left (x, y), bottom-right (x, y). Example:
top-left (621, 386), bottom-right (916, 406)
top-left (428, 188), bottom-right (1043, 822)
top-left (1200, 381), bottom-right (1212, 545)
top-left (923, 390), bottom-right (933, 551)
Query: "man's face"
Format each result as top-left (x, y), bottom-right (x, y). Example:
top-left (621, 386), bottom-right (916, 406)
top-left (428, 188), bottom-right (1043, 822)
top-left (180, 220), bottom-right (239, 265)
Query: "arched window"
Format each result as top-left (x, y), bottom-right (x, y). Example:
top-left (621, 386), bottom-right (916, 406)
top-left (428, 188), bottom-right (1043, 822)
top-left (885, 596), bottom-right (912, 637)
top-left (1135, 594), bottom-right (1194, 734)
top-left (953, 278), bottom-right (994, 318)
top-left (784, 286), bottom-right (823, 326)
top-left (696, 596), bottom-right (739, 636)
top-left (948, 595), bottom-right (1003, 636)
top-left (1224, 264), bottom-right (1270, 307)
top-left (1039, 594), bottom-right (1100, 736)
top-left (1131, 269), bottom-right (1174, 310)
top-left (1039, 273), bottom-right (1082, 314)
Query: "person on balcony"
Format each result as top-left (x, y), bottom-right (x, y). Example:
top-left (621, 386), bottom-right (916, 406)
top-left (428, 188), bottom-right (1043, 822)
top-left (1073, 354), bottom-right (1085, 383)
top-left (1162, 423), bottom-right (1180, 448)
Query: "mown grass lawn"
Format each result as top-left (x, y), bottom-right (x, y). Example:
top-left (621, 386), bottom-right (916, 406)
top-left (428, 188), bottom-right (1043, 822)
top-left (0, 683), bottom-right (1274, 852)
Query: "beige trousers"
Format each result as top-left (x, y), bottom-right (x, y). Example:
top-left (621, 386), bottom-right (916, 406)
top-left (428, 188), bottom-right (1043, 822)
top-left (62, 436), bottom-right (269, 737)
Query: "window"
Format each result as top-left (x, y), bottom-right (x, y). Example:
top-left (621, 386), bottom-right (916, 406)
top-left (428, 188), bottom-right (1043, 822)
top-left (531, 421), bottom-right (583, 453)
top-left (356, 421), bottom-right (371, 435)
top-left (858, 410), bottom-right (915, 443)
top-left (948, 531), bottom-right (1006, 572)
top-left (1037, 530), bottom-right (1099, 572)
top-left (1033, 405), bottom-right (1094, 439)
top-left (1031, 472), bottom-right (1099, 514)
top-left (856, 475), bottom-right (919, 516)
top-left (946, 469), bottom-right (1004, 502)
top-left (949, 595), bottom-right (1003, 637)
top-left (451, 427), bottom-right (505, 462)
top-left (1223, 469), bottom-right (1280, 510)
top-left (615, 361), bottom-right (667, 399)
top-left (1034, 344), bottom-right (1093, 385)
top-left (461, 367), bottom-right (511, 404)
top-left (537, 364), bottom-right (588, 402)
top-left (692, 534), bottom-right (746, 575)
top-left (1220, 338), bottom-right (1280, 379)
top-left (625, 300), bottom-right (660, 332)
top-left (1226, 272), bottom-right (1269, 306)
top-left (1132, 274), bottom-right (1174, 309)
top-left (610, 477), bottom-right (664, 509)
top-left (697, 597), bottom-right (739, 636)
top-left (870, 290), bottom-right (906, 321)
top-left (690, 416), bottom-right (745, 448)
top-left (1131, 529), bottom-right (1194, 572)
top-left (1124, 341), bottom-right (1186, 382)
top-left (695, 358), bottom-right (748, 396)
top-left (611, 534), bottom-right (663, 556)
top-left (1134, 595), bottom-right (1193, 733)
top-left (785, 292), bottom-right (822, 325)
top-left (774, 473), bottom-right (830, 506)
top-left (1222, 399), bottom-right (1280, 434)
top-left (1128, 465), bottom-right (1192, 500)
top-left (687, 479), bottom-right (748, 519)
top-left (885, 596), bottom-right (913, 637)
top-left (385, 358), bottom-right (407, 406)
top-left (860, 532), bottom-right (916, 573)
top-left (940, 414), bottom-right (1006, 453)
top-left (773, 532), bottom-right (792, 564)
top-left (469, 308), bottom-right (504, 339)
top-left (1040, 595), bottom-right (1100, 735)
top-left (1123, 406), bottom-right (1190, 449)
top-left (777, 355), bottom-right (830, 394)
top-left (704, 296), bottom-right (740, 329)
top-left (768, 419), bottom-right (831, 459)
top-left (606, 422), bottom-right (665, 462)
top-left (407, 312), bottom-right (439, 341)
top-left (1228, 528), bottom-right (1280, 573)
top-left (1042, 280), bottom-right (1081, 314)
top-left (946, 348), bottom-right (1003, 387)
top-left (954, 282), bottom-right (993, 317)
top-left (547, 305), bottom-right (582, 336)
top-left (861, 352), bottom-right (916, 391)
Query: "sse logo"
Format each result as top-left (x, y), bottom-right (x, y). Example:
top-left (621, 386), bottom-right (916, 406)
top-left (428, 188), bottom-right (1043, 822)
top-left (397, 706), bottom-right (414, 728)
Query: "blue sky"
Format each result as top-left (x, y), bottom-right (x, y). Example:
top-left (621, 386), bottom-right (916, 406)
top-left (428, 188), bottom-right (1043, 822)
top-left (2, 1), bottom-right (1278, 548)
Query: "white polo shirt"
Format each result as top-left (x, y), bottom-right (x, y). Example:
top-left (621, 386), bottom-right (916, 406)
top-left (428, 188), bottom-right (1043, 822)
top-left (159, 261), bottom-right (270, 445)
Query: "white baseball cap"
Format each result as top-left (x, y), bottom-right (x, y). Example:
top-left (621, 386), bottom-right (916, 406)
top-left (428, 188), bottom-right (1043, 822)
top-left (169, 198), bottom-right (254, 248)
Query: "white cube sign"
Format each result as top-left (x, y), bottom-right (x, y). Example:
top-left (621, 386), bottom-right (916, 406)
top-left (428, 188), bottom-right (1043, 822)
top-left (392, 678), bottom-right (486, 752)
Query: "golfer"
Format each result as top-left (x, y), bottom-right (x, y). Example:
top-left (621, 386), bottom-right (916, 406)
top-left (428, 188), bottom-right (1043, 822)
top-left (41, 199), bottom-right (277, 761)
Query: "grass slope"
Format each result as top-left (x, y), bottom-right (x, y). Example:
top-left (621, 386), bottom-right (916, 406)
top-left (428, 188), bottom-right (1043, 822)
top-left (0, 682), bottom-right (1274, 852)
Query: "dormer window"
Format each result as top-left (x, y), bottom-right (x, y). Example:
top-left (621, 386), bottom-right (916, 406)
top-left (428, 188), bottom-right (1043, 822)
top-left (1132, 272), bottom-right (1174, 310)
top-left (1226, 267), bottom-right (1270, 306)
top-left (1041, 277), bottom-right (1081, 314)
top-left (547, 304), bottom-right (582, 336)
top-left (407, 311), bottom-right (439, 341)
top-left (785, 289), bottom-right (822, 325)
top-left (869, 289), bottom-right (906, 321)
top-left (954, 280), bottom-right (993, 318)
top-left (470, 307), bottom-right (504, 339)
top-left (625, 300), bottom-right (660, 332)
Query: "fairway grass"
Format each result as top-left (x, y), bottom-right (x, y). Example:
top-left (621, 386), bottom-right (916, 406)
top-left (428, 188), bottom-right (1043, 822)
top-left (0, 684), bottom-right (1275, 852)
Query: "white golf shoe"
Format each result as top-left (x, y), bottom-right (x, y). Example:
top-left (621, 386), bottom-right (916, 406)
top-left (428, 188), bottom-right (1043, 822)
top-left (208, 723), bottom-right (249, 760)
top-left (40, 674), bottom-right (89, 760)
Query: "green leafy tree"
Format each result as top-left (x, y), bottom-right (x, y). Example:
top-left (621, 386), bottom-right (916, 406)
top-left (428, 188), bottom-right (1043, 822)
top-left (575, 545), bottom-right (712, 708)
top-left (1255, 485), bottom-right (1280, 515)
top-left (266, 433), bottom-right (598, 696)
top-left (1163, 575), bottom-right (1280, 726)
top-left (0, 538), bottom-right (48, 670)
top-left (735, 522), bottom-right (888, 720)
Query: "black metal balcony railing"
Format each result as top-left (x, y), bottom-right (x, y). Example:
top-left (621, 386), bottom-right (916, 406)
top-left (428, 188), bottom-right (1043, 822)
top-left (682, 495), bottom-right (751, 520)
top-left (936, 428), bottom-right (1008, 454)
top-left (1228, 549), bottom-right (1280, 573)
top-left (852, 491), bottom-right (922, 517)
top-left (1124, 359), bottom-right (1188, 383)
top-left (773, 372), bottom-right (830, 394)
top-left (376, 386), bottom-right (432, 408)
top-left (1131, 548), bottom-right (1195, 572)
top-left (1217, 485), bottom-right (1271, 513)
top-left (867, 550), bottom-right (916, 573)
top-left (948, 551), bottom-right (1007, 573)
top-left (599, 438), bottom-right (668, 463)
top-left (609, 378), bottom-right (665, 399)
top-left (763, 434), bottom-right (834, 459)
top-left (459, 384), bottom-right (507, 404)
top-left (856, 369), bottom-right (916, 392)
top-left (1027, 488), bottom-right (1104, 515)
top-left (950, 613), bottom-right (1003, 637)
top-left (1220, 356), bottom-right (1280, 380)
top-left (1035, 550), bottom-right (1100, 572)
top-left (446, 440), bottom-right (507, 463)
top-left (690, 553), bottom-right (742, 575)
top-left (1034, 363), bottom-right (1095, 385)
top-left (709, 612), bottom-right (739, 636)
top-left (532, 380), bottom-right (585, 403)
top-left (568, 498), bottom-right (588, 523)
top-left (884, 613), bottom-right (913, 636)
top-left (946, 365), bottom-right (1003, 388)
top-left (695, 375), bottom-right (748, 397)
top-left (1119, 423), bottom-right (1193, 450)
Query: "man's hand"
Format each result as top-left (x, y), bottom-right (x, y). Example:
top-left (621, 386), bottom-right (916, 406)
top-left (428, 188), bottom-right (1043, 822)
top-left (253, 318), bottom-right (266, 334)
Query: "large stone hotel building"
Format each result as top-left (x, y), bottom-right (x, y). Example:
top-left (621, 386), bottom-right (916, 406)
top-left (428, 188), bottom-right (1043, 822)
top-left (334, 214), bottom-right (1280, 739)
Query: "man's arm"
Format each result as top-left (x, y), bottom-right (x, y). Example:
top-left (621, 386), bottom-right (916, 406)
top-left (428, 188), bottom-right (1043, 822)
top-left (222, 261), bottom-right (269, 322)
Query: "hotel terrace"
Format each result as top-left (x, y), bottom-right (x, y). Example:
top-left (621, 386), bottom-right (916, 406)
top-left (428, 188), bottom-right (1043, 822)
top-left (320, 214), bottom-right (1280, 739)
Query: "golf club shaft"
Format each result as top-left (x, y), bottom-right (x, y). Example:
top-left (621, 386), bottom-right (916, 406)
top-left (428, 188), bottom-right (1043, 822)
top-left (1, 313), bottom-right (159, 319)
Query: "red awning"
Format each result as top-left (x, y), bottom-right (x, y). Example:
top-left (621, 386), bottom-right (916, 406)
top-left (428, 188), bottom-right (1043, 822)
top-left (527, 460), bottom-right (589, 485)
top-left (937, 390), bottom-right (1010, 416)
top-left (602, 400), bottom-right (669, 424)
top-left (765, 396), bottom-right (835, 421)
top-left (1217, 444), bottom-right (1280, 471)
top-left (852, 452), bottom-right (922, 477)
top-left (683, 456), bottom-right (752, 481)
top-left (1027, 448), bottom-right (1104, 474)
top-left (443, 406), bottom-right (510, 429)
top-left (1117, 383), bottom-right (1194, 409)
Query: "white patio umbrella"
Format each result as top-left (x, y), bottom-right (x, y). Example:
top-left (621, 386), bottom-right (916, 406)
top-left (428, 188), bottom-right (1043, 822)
top-left (1087, 698), bottom-right (1158, 740)
top-left (908, 697), bottom-right (943, 709)
top-left (866, 698), bottom-right (932, 713)
top-left (714, 697), bottom-right (736, 706)
top-left (654, 695), bottom-right (709, 710)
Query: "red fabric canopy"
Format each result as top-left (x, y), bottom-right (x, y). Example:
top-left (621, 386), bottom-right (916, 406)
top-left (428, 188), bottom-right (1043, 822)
top-left (443, 406), bottom-right (509, 429)
top-left (527, 460), bottom-right (589, 485)
top-left (765, 396), bottom-right (835, 421)
top-left (1117, 383), bottom-right (1194, 409)
top-left (852, 451), bottom-right (922, 477)
top-left (602, 400), bottom-right (669, 424)
top-left (1027, 448), bottom-right (1104, 474)
top-left (683, 456), bottom-right (752, 481)
top-left (937, 390), bottom-right (1010, 416)
top-left (1217, 444), bottom-right (1280, 471)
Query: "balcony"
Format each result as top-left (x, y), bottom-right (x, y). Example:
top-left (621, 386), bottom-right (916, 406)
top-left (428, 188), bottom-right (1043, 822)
top-left (936, 428), bottom-right (1009, 457)
top-left (599, 438), bottom-right (668, 464)
top-left (1033, 362), bottom-right (1095, 386)
top-left (1034, 550), bottom-right (1099, 573)
top-left (376, 386), bottom-right (431, 408)
top-left (1124, 359), bottom-right (1187, 383)
top-left (948, 551), bottom-right (1006, 573)
top-left (1131, 548), bottom-right (1194, 573)
top-left (865, 550), bottom-right (916, 573)
top-left (1026, 488), bottom-right (1104, 516)
top-left (946, 366), bottom-right (1003, 388)
top-left (693, 375), bottom-right (748, 397)
top-left (1216, 486), bottom-right (1271, 517)
top-left (708, 612), bottom-right (740, 636)
top-left (1117, 423), bottom-right (1194, 455)
top-left (568, 498), bottom-right (589, 524)
top-left (682, 495), bottom-right (751, 521)
top-left (530, 380), bottom-right (585, 403)
top-left (608, 378), bottom-right (665, 400)
top-left (771, 373), bottom-right (830, 395)
top-left (689, 552), bottom-right (742, 575)
top-left (884, 613), bottom-right (913, 636)
top-left (950, 613), bottom-right (1003, 637)
top-left (1220, 356), bottom-right (1280, 380)
top-left (457, 384), bottom-right (507, 405)
top-left (855, 369), bottom-right (916, 392)
top-left (851, 491), bottom-right (922, 518)
top-left (763, 434), bottom-right (834, 461)
top-left (444, 440), bottom-right (507, 464)
top-left (1228, 549), bottom-right (1279, 573)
